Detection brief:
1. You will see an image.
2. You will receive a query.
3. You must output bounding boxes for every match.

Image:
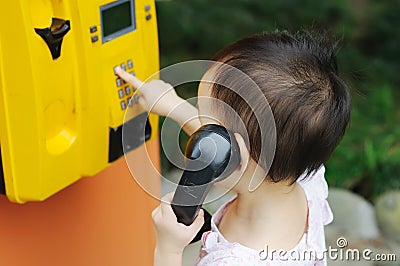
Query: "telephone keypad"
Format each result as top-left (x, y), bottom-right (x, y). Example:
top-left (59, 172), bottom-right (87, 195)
top-left (114, 59), bottom-right (137, 110)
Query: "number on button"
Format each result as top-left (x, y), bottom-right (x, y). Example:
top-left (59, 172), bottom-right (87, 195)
top-left (127, 60), bottom-right (134, 69)
top-left (118, 89), bottom-right (125, 99)
top-left (116, 78), bottom-right (123, 87)
top-left (120, 101), bottom-right (127, 110)
top-left (125, 86), bottom-right (131, 95)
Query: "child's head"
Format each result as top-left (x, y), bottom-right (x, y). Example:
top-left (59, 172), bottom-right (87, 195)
top-left (198, 30), bottom-right (351, 184)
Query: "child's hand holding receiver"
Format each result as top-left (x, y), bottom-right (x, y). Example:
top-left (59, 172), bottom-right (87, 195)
top-left (115, 67), bottom-right (201, 135)
top-left (152, 193), bottom-right (205, 266)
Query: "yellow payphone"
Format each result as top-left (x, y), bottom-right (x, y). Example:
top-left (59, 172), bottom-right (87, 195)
top-left (0, 0), bottom-right (159, 203)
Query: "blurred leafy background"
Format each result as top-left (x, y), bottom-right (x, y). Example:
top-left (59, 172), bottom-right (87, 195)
top-left (155, 0), bottom-right (400, 202)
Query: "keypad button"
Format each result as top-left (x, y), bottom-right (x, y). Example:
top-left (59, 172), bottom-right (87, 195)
top-left (128, 98), bottom-right (134, 107)
top-left (134, 94), bottom-right (140, 103)
top-left (125, 86), bottom-right (131, 95)
top-left (91, 35), bottom-right (99, 43)
top-left (129, 71), bottom-right (135, 76)
top-left (118, 89), bottom-right (124, 99)
top-left (116, 78), bottom-right (123, 87)
top-left (144, 5), bottom-right (151, 11)
top-left (127, 60), bottom-right (134, 69)
top-left (146, 14), bottom-right (152, 21)
top-left (120, 101), bottom-right (127, 110)
top-left (90, 26), bottom-right (97, 33)
top-left (121, 63), bottom-right (127, 71)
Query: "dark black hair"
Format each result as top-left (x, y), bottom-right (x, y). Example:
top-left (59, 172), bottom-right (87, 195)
top-left (210, 30), bottom-right (351, 183)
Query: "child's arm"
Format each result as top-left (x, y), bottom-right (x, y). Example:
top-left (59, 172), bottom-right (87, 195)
top-left (152, 193), bottom-right (205, 266)
top-left (115, 67), bottom-right (201, 135)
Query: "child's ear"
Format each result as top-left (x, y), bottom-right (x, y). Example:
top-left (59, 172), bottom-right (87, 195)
top-left (234, 133), bottom-right (250, 174)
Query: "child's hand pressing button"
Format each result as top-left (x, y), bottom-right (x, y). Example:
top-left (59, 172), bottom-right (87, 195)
top-left (115, 67), bottom-right (183, 117)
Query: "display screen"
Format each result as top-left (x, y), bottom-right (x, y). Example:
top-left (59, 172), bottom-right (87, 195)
top-left (101, 0), bottom-right (136, 43)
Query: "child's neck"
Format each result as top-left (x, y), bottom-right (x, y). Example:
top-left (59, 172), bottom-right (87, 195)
top-left (232, 180), bottom-right (300, 221)
top-left (219, 174), bottom-right (308, 250)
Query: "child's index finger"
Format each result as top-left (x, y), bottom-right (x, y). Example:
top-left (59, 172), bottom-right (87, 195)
top-left (115, 66), bottom-right (144, 88)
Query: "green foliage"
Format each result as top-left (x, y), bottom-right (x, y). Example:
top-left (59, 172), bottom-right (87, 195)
top-left (327, 84), bottom-right (400, 200)
top-left (155, 0), bottom-right (400, 200)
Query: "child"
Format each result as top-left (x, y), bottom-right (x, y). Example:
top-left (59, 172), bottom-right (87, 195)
top-left (116, 30), bottom-right (350, 265)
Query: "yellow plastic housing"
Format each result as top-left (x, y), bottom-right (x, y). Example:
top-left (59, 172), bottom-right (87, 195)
top-left (0, 0), bottom-right (159, 203)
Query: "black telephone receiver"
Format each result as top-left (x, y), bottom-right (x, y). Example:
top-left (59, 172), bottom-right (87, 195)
top-left (171, 124), bottom-right (241, 230)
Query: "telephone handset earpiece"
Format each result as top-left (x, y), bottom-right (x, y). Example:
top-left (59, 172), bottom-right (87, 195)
top-left (171, 124), bottom-right (240, 229)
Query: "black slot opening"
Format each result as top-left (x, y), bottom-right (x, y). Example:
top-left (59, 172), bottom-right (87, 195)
top-left (108, 112), bottom-right (152, 163)
top-left (0, 148), bottom-right (6, 195)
